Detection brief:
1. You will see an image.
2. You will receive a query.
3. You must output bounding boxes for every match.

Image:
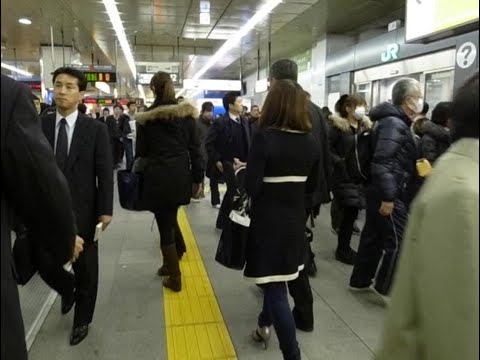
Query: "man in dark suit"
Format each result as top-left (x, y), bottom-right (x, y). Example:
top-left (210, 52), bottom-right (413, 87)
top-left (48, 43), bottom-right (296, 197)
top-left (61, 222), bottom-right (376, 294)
top-left (97, 107), bottom-right (119, 168)
top-left (205, 91), bottom-right (251, 229)
top-left (41, 67), bottom-right (114, 345)
top-left (1, 75), bottom-right (81, 360)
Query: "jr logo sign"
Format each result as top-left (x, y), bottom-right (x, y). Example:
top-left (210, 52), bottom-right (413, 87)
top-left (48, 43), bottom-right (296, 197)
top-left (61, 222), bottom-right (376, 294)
top-left (381, 43), bottom-right (400, 63)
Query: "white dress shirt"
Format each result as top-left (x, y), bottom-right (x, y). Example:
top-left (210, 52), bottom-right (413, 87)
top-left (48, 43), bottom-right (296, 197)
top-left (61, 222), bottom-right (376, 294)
top-left (229, 112), bottom-right (240, 124)
top-left (55, 110), bottom-right (78, 155)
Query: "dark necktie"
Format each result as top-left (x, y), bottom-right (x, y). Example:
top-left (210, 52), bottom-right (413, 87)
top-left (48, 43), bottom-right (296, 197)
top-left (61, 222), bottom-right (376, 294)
top-left (56, 118), bottom-right (68, 172)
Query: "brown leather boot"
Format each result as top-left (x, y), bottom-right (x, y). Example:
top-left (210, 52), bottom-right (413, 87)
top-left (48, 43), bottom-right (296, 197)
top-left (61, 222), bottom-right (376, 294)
top-left (161, 244), bottom-right (182, 292)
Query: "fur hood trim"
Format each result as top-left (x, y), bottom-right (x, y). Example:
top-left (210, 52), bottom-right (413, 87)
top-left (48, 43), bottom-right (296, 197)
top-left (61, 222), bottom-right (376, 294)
top-left (135, 102), bottom-right (198, 125)
top-left (331, 113), bottom-right (373, 132)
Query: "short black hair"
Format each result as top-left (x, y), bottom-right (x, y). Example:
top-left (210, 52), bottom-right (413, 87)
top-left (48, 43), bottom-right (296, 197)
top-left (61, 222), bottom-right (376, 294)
top-left (52, 67), bottom-right (87, 91)
top-left (77, 103), bottom-right (87, 114)
top-left (431, 101), bottom-right (452, 127)
top-left (451, 72), bottom-right (479, 141)
top-left (113, 104), bottom-right (124, 111)
top-left (269, 59), bottom-right (298, 81)
top-left (103, 107), bottom-right (110, 113)
top-left (251, 105), bottom-right (259, 110)
top-left (127, 101), bottom-right (136, 108)
top-left (222, 91), bottom-right (240, 112)
top-left (201, 101), bottom-right (213, 112)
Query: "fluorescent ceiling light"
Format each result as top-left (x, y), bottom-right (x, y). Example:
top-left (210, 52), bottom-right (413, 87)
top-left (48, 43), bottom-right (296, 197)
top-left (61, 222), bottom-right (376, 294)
top-left (192, 0), bottom-right (282, 81)
top-left (102, 0), bottom-right (136, 78)
top-left (18, 18), bottom-right (32, 25)
top-left (138, 84), bottom-right (146, 101)
top-left (1, 62), bottom-right (33, 76)
top-left (200, 13), bottom-right (210, 25)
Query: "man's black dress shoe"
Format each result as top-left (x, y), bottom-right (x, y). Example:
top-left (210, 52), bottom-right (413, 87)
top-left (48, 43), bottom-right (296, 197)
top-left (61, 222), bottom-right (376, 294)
top-left (61, 293), bottom-right (75, 315)
top-left (70, 325), bottom-right (89, 346)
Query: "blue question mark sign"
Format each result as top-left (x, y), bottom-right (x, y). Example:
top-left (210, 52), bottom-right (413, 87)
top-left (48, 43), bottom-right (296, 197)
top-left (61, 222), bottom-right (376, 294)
top-left (456, 42), bottom-right (477, 69)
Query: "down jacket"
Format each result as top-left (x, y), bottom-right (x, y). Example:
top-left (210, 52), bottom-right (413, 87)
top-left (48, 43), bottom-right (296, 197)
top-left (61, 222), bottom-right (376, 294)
top-left (329, 113), bottom-right (373, 208)
top-left (369, 102), bottom-right (417, 203)
top-left (135, 102), bottom-right (205, 211)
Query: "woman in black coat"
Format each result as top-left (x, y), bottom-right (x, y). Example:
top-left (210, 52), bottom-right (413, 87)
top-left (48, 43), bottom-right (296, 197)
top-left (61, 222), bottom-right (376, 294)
top-left (329, 94), bottom-right (373, 265)
top-left (244, 80), bottom-right (320, 360)
top-left (135, 72), bottom-right (204, 292)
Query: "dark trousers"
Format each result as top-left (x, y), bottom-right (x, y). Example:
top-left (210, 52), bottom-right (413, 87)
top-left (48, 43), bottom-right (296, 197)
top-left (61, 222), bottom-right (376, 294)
top-left (350, 195), bottom-right (408, 295)
top-left (123, 139), bottom-right (134, 171)
top-left (210, 177), bottom-right (220, 206)
top-left (155, 208), bottom-right (179, 247)
top-left (174, 219), bottom-right (186, 256)
top-left (258, 282), bottom-right (301, 360)
top-left (337, 206), bottom-right (359, 251)
top-left (71, 242), bottom-right (99, 327)
top-left (330, 196), bottom-right (344, 231)
top-left (288, 269), bottom-right (313, 327)
top-left (112, 139), bottom-right (123, 166)
top-left (216, 162), bottom-right (236, 229)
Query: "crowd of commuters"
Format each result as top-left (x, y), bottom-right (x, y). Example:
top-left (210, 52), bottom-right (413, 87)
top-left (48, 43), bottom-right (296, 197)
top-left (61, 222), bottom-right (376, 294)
top-left (1, 55), bottom-right (478, 360)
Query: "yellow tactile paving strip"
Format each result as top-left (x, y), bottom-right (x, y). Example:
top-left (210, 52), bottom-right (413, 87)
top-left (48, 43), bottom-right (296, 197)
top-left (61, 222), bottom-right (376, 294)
top-left (164, 207), bottom-right (237, 360)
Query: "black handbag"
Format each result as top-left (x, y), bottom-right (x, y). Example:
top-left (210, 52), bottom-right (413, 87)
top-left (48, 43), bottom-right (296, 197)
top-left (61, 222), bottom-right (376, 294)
top-left (215, 171), bottom-right (249, 270)
top-left (117, 169), bottom-right (145, 211)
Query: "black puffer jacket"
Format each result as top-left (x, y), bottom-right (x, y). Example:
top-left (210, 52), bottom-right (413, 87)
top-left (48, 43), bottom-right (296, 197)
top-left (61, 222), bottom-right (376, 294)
top-left (305, 101), bottom-right (332, 210)
top-left (135, 102), bottom-right (205, 211)
top-left (369, 102), bottom-right (417, 203)
top-left (418, 121), bottom-right (451, 163)
top-left (329, 114), bottom-right (373, 208)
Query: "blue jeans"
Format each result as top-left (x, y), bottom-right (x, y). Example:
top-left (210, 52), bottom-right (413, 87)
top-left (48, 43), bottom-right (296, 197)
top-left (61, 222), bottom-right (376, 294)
top-left (258, 282), bottom-right (301, 360)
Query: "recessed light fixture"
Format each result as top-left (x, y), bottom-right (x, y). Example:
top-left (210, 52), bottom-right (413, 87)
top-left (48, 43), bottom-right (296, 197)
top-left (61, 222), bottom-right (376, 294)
top-left (18, 18), bottom-right (32, 25)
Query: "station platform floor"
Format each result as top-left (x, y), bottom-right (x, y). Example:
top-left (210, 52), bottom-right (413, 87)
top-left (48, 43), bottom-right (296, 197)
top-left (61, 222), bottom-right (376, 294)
top-left (28, 185), bottom-right (385, 360)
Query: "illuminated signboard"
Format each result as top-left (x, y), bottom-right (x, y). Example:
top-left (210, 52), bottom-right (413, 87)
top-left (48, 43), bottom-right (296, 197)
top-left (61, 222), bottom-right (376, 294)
top-left (406, 0), bottom-right (479, 42)
top-left (84, 72), bottom-right (117, 83)
top-left (137, 72), bottom-right (179, 85)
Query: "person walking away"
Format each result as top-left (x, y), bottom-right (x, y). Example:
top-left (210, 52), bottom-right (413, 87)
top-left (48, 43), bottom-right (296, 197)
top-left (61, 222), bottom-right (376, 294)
top-left (135, 71), bottom-right (204, 292)
top-left (244, 79), bottom-right (320, 360)
top-left (329, 94), bottom-right (372, 265)
top-left (376, 72), bottom-right (479, 360)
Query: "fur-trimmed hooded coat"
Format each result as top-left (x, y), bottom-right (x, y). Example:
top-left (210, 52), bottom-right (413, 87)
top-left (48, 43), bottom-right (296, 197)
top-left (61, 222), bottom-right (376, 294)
top-left (135, 101), bottom-right (205, 210)
top-left (329, 113), bottom-right (373, 208)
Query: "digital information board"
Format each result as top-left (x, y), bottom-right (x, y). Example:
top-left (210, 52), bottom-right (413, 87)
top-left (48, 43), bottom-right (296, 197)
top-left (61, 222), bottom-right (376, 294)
top-left (137, 72), bottom-right (179, 85)
top-left (84, 72), bottom-right (117, 83)
top-left (406, 0), bottom-right (479, 42)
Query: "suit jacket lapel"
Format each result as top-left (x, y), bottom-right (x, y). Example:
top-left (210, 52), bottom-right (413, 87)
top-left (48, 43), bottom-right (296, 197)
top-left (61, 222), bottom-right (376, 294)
top-left (43, 114), bottom-right (56, 150)
top-left (66, 115), bottom-right (87, 171)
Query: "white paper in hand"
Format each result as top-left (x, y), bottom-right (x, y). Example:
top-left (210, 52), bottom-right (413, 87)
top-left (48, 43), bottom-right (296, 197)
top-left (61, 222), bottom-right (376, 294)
top-left (94, 222), bottom-right (104, 242)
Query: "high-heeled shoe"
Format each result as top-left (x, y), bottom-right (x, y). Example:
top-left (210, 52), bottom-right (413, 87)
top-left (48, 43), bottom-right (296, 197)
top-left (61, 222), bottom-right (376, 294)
top-left (251, 326), bottom-right (271, 349)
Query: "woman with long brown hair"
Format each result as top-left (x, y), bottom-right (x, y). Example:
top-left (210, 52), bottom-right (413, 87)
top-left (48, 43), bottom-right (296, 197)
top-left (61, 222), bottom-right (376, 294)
top-left (244, 79), bottom-right (320, 360)
top-left (135, 72), bottom-right (204, 292)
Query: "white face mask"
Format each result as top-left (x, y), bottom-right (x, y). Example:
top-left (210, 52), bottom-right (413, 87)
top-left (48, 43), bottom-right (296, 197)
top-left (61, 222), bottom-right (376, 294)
top-left (409, 97), bottom-right (424, 114)
top-left (354, 106), bottom-right (366, 120)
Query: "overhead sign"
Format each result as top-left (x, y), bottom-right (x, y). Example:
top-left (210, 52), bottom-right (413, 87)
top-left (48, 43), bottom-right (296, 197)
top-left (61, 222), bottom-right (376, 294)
top-left (406, 0), bottom-right (479, 42)
top-left (290, 49), bottom-right (311, 73)
top-left (183, 79), bottom-right (241, 91)
top-left (137, 72), bottom-right (179, 85)
top-left (84, 71), bottom-right (116, 83)
top-left (255, 78), bottom-right (268, 93)
top-left (381, 43), bottom-right (400, 62)
top-left (456, 41), bottom-right (477, 69)
top-left (67, 64), bottom-right (115, 72)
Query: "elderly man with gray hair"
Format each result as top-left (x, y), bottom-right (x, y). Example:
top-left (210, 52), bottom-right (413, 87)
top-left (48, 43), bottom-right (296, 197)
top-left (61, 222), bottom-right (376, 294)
top-left (349, 78), bottom-right (422, 303)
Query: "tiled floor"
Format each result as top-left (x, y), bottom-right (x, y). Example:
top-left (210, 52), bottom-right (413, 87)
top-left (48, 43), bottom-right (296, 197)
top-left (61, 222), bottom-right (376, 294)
top-left (28, 188), bottom-right (385, 360)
